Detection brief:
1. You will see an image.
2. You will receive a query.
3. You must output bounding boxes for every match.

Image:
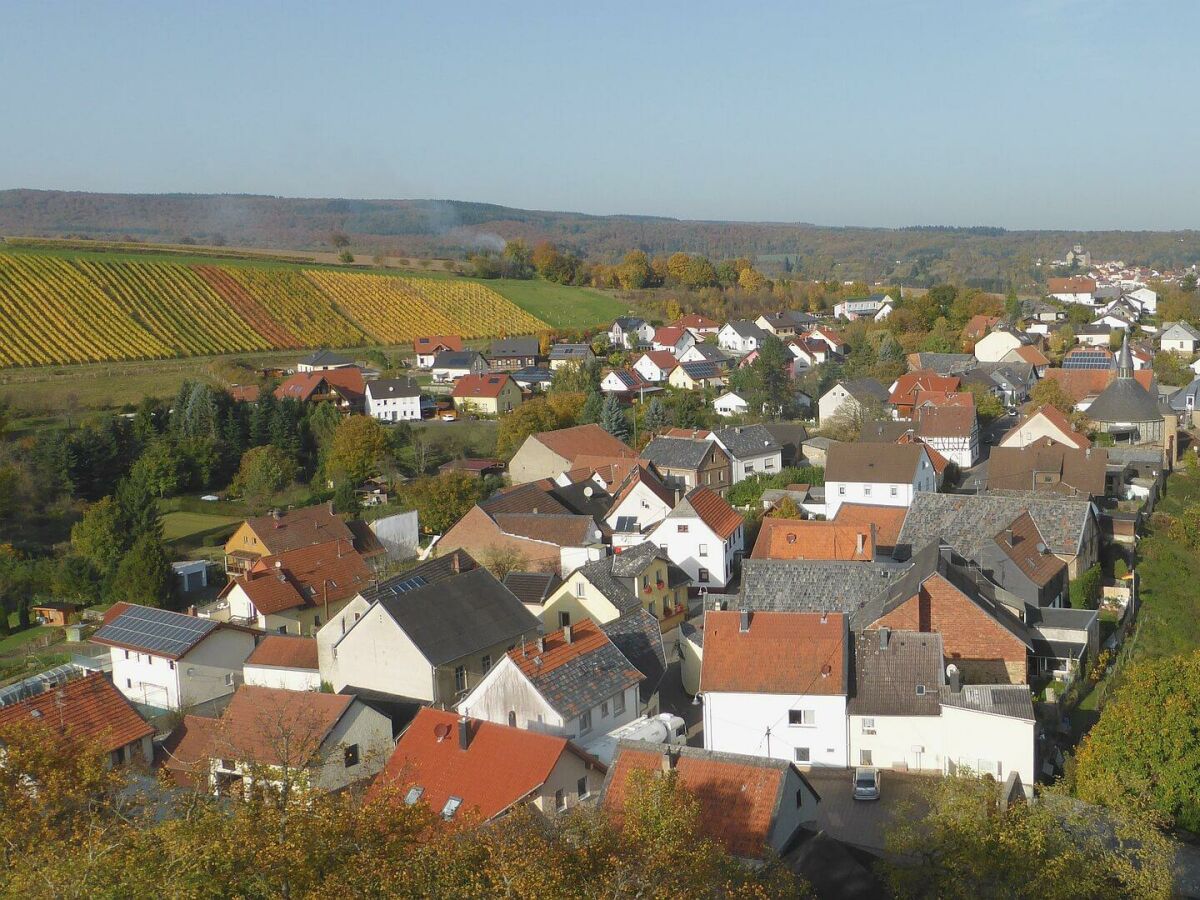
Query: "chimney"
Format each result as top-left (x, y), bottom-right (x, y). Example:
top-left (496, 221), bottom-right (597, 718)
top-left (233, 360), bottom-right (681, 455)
top-left (855, 532), bottom-right (865, 556)
top-left (186, 605), bottom-right (197, 617)
top-left (879, 627), bottom-right (890, 650)
top-left (458, 716), bottom-right (470, 751)
top-left (739, 609), bottom-right (750, 633)
top-left (563, 624), bottom-right (573, 644)
top-left (660, 748), bottom-right (677, 773)
top-left (451, 552), bottom-right (460, 574)
top-left (327, 500), bottom-right (334, 515)
top-left (1005, 528), bottom-right (1014, 546)
top-left (949, 667), bottom-right (962, 694)
top-left (537, 636), bottom-right (546, 653)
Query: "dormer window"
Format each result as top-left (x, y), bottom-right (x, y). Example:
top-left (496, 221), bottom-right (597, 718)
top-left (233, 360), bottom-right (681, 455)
top-left (441, 796), bottom-right (462, 818)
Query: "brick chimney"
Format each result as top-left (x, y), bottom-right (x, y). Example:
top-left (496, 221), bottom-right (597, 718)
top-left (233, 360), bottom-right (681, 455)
top-left (458, 716), bottom-right (471, 751)
top-left (563, 624), bottom-right (573, 644)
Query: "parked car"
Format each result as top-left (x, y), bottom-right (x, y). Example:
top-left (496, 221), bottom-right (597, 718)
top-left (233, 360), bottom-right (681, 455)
top-left (853, 766), bottom-right (880, 800)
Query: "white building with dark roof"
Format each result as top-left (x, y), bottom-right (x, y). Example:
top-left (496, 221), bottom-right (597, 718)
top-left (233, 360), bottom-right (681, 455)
top-left (365, 377), bottom-right (422, 422)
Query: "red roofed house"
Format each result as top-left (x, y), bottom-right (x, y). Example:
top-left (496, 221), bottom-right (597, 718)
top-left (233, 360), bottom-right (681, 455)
top-left (889, 371), bottom-right (961, 419)
top-left (913, 404), bottom-right (980, 467)
top-left (451, 373), bottom-right (522, 416)
top-left (1042, 367), bottom-right (1156, 410)
top-left (632, 350), bottom-right (683, 383)
top-left (646, 486), bottom-right (745, 590)
top-left (651, 326), bottom-right (696, 357)
top-left (222, 538), bottom-right (372, 636)
top-left (832, 503), bottom-right (909, 557)
top-left (602, 743), bottom-right (819, 861)
top-left (160, 684), bottom-right (392, 796)
top-left (274, 367), bottom-right (366, 412)
top-left (223, 502), bottom-right (359, 576)
top-left (751, 518), bottom-right (875, 562)
top-left (243, 635), bottom-right (321, 691)
top-left (1047, 276), bottom-right (1097, 306)
top-left (671, 313), bottom-right (721, 337)
top-left (0, 672), bottom-right (155, 767)
top-left (998, 405), bottom-right (1091, 451)
top-left (369, 708), bottom-right (606, 820)
top-left (963, 314), bottom-right (1002, 344)
top-left (701, 610), bottom-right (850, 767)
top-left (414, 335), bottom-right (464, 368)
top-left (509, 424), bottom-right (638, 486)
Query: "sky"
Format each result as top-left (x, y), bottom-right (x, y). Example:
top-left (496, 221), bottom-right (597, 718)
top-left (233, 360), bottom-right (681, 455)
top-left (3, 0), bottom-right (1198, 230)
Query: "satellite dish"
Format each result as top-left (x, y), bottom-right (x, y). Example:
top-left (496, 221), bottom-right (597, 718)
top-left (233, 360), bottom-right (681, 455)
top-left (433, 723), bottom-right (452, 742)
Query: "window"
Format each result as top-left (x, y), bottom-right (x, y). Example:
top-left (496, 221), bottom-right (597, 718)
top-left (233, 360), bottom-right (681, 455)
top-left (574, 581), bottom-right (585, 598)
top-left (508, 710), bottom-right (517, 727)
top-left (126, 678), bottom-right (132, 689)
top-left (788, 709), bottom-right (815, 727)
top-left (169, 660), bottom-right (175, 670)
top-left (442, 796), bottom-right (463, 819)
top-left (677, 524), bottom-right (689, 533)
top-left (838, 485), bottom-right (846, 496)
top-left (649, 601), bottom-right (657, 617)
top-left (555, 789), bottom-right (566, 812)
top-left (890, 485), bottom-right (898, 497)
top-left (745, 463), bottom-right (754, 474)
top-left (794, 747), bottom-right (810, 763)
top-left (915, 684), bottom-right (926, 696)
top-left (124, 650), bottom-right (129, 660)
top-left (795, 788), bottom-right (805, 807)
top-left (224, 673), bottom-right (234, 686)
top-left (860, 749), bottom-right (873, 766)
top-left (699, 543), bottom-right (708, 557)
top-left (641, 575), bottom-right (648, 589)
top-left (864, 485), bottom-right (871, 496)
top-left (481, 654), bottom-right (492, 674)
top-left (579, 710), bottom-right (592, 734)
top-left (861, 717), bottom-right (876, 735)
top-left (559, 612), bottom-right (572, 631)
top-left (344, 744), bottom-right (360, 767)
top-left (277, 625), bottom-right (287, 634)
top-left (454, 666), bottom-right (467, 692)
top-left (698, 568), bottom-right (709, 583)
top-left (613, 691), bottom-right (626, 715)
top-left (601, 700), bottom-right (610, 718)
top-left (577, 776), bottom-right (590, 800)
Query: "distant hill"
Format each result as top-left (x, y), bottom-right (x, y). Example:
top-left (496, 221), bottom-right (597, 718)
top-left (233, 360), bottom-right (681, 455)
top-left (3, 189), bottom-right (1199, 291)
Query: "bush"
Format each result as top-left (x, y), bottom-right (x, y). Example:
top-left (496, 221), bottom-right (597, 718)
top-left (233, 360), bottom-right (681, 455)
top-left (726, 466), bottom-right (825, 506)
top-left (1069, 563), bottom-right (1103, 609)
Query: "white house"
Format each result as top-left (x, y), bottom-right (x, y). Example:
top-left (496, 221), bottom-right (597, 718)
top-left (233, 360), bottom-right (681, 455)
top-left (599, 368), bottom-right (654, 396)
top-left (1126, 286), bottom-right (1157, 315)
top-left (824, 442), bottom-right (935, 518)
top-left (702, 610), bottom-right (850, 769)
top-left (365, 378), bottom-right (422, 422)
top-left (603, 468), bottom-right (675, 535)
top-left (717, 321), bottom-right (769, 356)
top-left (914, 405), bottom-right (980, 469)
top-left (1160, 321), bottom-right (1200, 354)
top-left (646, 486), bottom-right (744, 590)
top-left (709, 424), bottom-right (783, 483)
top-left (818, 379), bottom-right (889, 424)
top-left (242, 635), bottom-right (322, 691)
top-left (998, 405), bottom-right (1090, 450)
top-left (456, 619), bottom-right (643, 753)
top-left (609, 317), bottom-right (655, 350)
top-left (713, 391), bottom-right (749, 418)
top-left (973, 327), bottom-right (1026, 363)
top-left (92, 604), bottom-right (256, 712)
top-left (431, 350), bottom-right (487, 383)
top-left (1047, 276), bottom-right (1097, 306)
top-left (833, 294), bottom-right (892, 321)
top-left (297, 349), bottom-right (355, 372)
top-left (677, 343), bottom-right (730, 367)
top-left (632, 350), bottom-right (681, 383)
top-left (651, 326), bottom-right (696, 357)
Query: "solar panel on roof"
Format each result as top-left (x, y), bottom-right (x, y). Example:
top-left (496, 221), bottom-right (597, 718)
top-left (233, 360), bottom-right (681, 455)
top-left (94, 606), bottom-right (217, 657)
top-left (614, 516), bottom-right (639, 532)
top-left (386, 574), bottom-right (428, 596)
top-left (1062, 350), bottom-right (1112, 370)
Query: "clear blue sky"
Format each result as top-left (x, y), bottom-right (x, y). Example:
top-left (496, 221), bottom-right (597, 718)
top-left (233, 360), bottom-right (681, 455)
top-left (3, 0), bottom-right (1197, 229)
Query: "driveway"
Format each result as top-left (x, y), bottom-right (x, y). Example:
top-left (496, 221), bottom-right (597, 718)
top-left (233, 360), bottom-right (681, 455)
top-left (800, 768), bottom-right (932, 854)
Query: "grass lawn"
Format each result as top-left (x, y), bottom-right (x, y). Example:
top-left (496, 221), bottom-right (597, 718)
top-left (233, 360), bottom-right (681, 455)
top-left (0, 624), bottom-right (64, 657)
top-left (483, 277), bottom-right (629, 330)
top-left (1127, 465), bottom-right (1200, 662)
top-left (160, 510), bottom-right (241, 544)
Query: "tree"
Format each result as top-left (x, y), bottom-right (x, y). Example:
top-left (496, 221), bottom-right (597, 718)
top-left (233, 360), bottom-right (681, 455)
top-left (551, 358), bottom-right (601, 394)
top-left (884, 774), bottom-right (1172, 899)
top-left (325, 416), bottom-right (389, 487)
top-left (643, 397), bottom-right (666, 434)
top-left (479, 545), bottom-right (528, 579)
top-left (398, 472), bottom-right (481, 535)
top-left (71, 497), bottom-right (127, 581)
top-left (1152, 347), bottom-right (1191, 387)
top-left (130, 439), bottom-right (185, 498)
top-left (600, 394), bottom-right (630, 442)
top-left (737, 267), bottom-right (767, 292)
top-left (330, 231), bottom-right (351, 248)
top-left (233, 445), bottom-right (297, 512)
top-left (111, 533), bottom-right (173, 608)
top-left (616, 250), bottom-right (652, 290)
top-left (822, 397), bottom-right (886, 442)
top-left (338, 250), bottom-right (355, 264)
top-left (500, 239), bottom-right (534, 279)
top-left (1029, 378), bottom-right (1077, 415)
top-left (580, 390), bottom-right (604, 425)
top-left (768, 496), bottom-right (800, 518)
top-left (963, 383), bottom-right (1006, 425)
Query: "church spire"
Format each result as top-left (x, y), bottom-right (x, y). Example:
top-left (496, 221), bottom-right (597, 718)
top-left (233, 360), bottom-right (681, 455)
top-left (1117, 334), bottom-right (1133, 379)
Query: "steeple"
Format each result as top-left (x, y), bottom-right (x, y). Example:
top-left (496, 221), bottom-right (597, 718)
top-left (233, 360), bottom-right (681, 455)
top-left (1117, 335), bottom-right (1133, 379)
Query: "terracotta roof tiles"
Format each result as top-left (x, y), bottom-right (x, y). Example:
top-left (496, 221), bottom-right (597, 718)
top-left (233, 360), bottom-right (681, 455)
top-left (0, 672), bottom-right (153, 754)
top-left (751, 518), bottom-right (875, 561)
top-left (533, 425), bottom-right (637, 463)
top-left (701, 610), bottom-right (847, 695)
top-left (832, 503), bottom-right (909, 548)
top-left (245, 635), bottom-right (319, 670)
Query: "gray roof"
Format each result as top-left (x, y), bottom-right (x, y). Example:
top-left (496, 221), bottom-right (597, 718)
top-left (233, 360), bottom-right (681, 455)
top-left (299, 348), bottom-right (352, 367)
top-left (489, 337), bottom-right (540, 358)
top-left (613, 316), bottom-right (646, 330)
top-left (549, 343), bottom-right (593, 360)
top-left (898, 492), bottom-right (1094, 561)
top-left (908, 353), bottom-right (976, 375)
top-left (93, 604), bottom-right (218, 658)
top-left (1168, 378), bottom-right (1200, 411)
top-left (365, 377), bottom-right (422, 400)
top-left (760, 422), bottom-right (809, 453)
top-left (737, 559), bottom-right (907, 615)
top-left (848, 630), bottom-right (944, 717)
top-left (525, 631), bottom-right (643, 720)
top-left (1086, 376), bottom-right (1164, 424)
top-left (724, 320), bottom-right (769, 341)
top-left (432, 349), bottom-right (484, 369)
top-left (840, 378), bottom-right (889, 403)
top-left (1162, 321), bottom-right (1200, 341)
top-left (601, 610), bottom-right (667, 704)
top-left (641, 435), bottom-right (716, 470)
top-left (610, 541), bottom-right (669, 578)
top-left (712, 424), bottom-right (782, 460)
top-left (678, 360), bottom-right (724, 380)
top-left (684, 343), bottom-right (731, 364)
top-left (377, 568), bottom-right (539, 666)
top-left (939, 684), bottom-right (1034, 721)
top-left (502, 571), bottom-right (563, 607)
top-left (1026, 606), bottom-right (1097, 630)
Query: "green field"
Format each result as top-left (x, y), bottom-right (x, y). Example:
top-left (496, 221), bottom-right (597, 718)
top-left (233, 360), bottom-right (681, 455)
top-left (160, 510), bottom-right (241, 544)
top-left (481, 277), bottom-right (627, 331)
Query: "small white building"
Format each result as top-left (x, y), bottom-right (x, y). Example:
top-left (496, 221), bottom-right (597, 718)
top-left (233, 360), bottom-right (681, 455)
top-left (973, 327), bottom-right (1026, 363)
top-left (1047, 277), bottom-right (1097, 306)
top-left (709, 424), bottom-right (784, 483)
top-left (824, 442), bottom-right (936, 518)
top-left (603, 468), bottom-right (676, 535)
top-left (717, 321), bottom-right (769, 356)
top-left (609, 317), bottom-right (655, 350)
top-left (713, 391), bottom-right (749, 418)
top-left (646, 486), bottom-right (744, 590)
top-left (242, 635), bottom-right (322, 691)
top-left (297, 349), bottom-right (355, 373)
top-left (92, 604), bottom-right (256, 712)
top-left (1160, 321), bottom-right (1200, 354)
top-left (1126, 286), bottom-right (1157, 315)
top-left (702, 610), bottom-right (850, 768)
top-left (365, 377), bottom-right (423, 422)
top-left (632, 351), bottom-right (681, 383)
top-left (818, 379), bottom-right (888, 425)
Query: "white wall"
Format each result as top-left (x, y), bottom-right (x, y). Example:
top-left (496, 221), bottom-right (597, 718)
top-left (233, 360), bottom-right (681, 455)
top-left (605, 483), bottom-right (672, 533)
top-left (244, 664), bottom-right (322, 692)
top-left (818, 385), bottom-right (859, 424)
top-left (704, 691), bottom-right (848, 767)
top-left (312, 702), bottom-right (395, 792)
top-left (316, 595), bottom-right (372, 686)
top-left (974, 332), bottom-right (1022, 362)
top-left (728, 450), bottom-right (782, 483)
top-left (328, 603), bottom-right (435, 701)
top-left (457, 656), bottom-right (561, 733)
top-left (366, 393), bottom-right (421, 421)
top-left (648, 518), bottom-right (743, 589)
top-left (110, 647), bottom-right (181, 711)
top-left (848, 713), bottom-right (944, 771)
top-left (370, 511), bottom-right (420, 561)
top-left (941, 706), bottom-right (1035, 786)
top-left (826, 478), bottom-right (920, 519)
top-left (178, 629), bottom-right (257, 708)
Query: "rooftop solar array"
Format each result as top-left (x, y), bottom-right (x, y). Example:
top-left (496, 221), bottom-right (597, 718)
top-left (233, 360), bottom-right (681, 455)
top-left (614, 515), bottom-right (639, 533)
top-left (383, 574), bottom-right (428, 596)
top-left (1062, 350), bottom-right (1114, 370)
top-left (93, 606), bottom-right (217, 657)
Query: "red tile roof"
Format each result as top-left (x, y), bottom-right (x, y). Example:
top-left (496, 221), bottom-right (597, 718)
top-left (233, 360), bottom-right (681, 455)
top-left (915, 404), bottom-right (976, 439)
top-left (896, 433), bottom-right (951, 475)
top-left (701, 611), bottom-right (847, 695)
top-left (207, 685), bottom-right (353, 767)
top-left (890, 371), bottom-right (961, 407)
top-left (245, 635), bottom-right (319, 670)
top-left (533, 424), bottom-right (637, 463)
top-left (1043, 368), bottom-right (1154, 403)
top-left (452, 373), bottom-right (516, 399)
top-left (1010, 345), bottom-right (1050, 367)
top-left (1047, 276), bottom-right (1097, 293)
top-left (228, 384), bottom-right (261, 403)
top-left (608, 466), bottom-right (676, 513)
top-left (653, 326), bottom-right (688, 347)
top-left (994, 511), bottom-right (1067, 587)
top-left (682, 486), bottom-right (742, 540)
top-left (913, 389), bottom-right (974, 409)
top-left (242, 503), bottom-right (357, 555)
top-left (510, 618), bottom-right (612, 679)
top-left (414, 335), bottom-right (463, 354)
top-left (0, 672), bottom-right (153, 754)
top-left (963, 314), bottom-right (1002, 340)
top-left (672, 314), bottom-right (719, 330)
top-left (637, 350), bottom-right (680, 371)
top-left (232, 538), bottom-right (371, 615)
top-left (160, 714), bottom-right (223, 788)
top-left (751, 519), bottom-right (874, 561)
top-left (493, 513), bottom-right (596, 546)
top-left (274, 367), bottom-right (366, 403)
top-left (602, 747), bottom-right (790, 859)
top-left (832, 503), bottom-right (910, 547)
top-left (1001, 405), bottom-right (1091, 449)
top-left (369, 708), bottom-right (603, 819)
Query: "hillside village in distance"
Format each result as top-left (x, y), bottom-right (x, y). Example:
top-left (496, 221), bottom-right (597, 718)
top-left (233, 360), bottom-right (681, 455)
top-left (1, 243), bottom-right (1196, 897)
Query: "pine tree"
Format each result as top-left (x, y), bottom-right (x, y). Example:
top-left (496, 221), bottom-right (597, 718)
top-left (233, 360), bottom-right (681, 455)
top-left (643, 397), bottom-right (666, 434)
top-left (600, 394), bottom-right (630, 442)
top-left (580, 391), bottom-right (604, 425)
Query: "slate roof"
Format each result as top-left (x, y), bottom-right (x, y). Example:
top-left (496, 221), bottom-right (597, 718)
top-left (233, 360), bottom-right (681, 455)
top-left (1161, 321), bottom-right (1200, 341)
top-left (939, 684), bottom-right (1034, 721)
top-left (488, 337), bottom-right (540, 358)
top-left (299, 348), bottom-right (352, 368)
top-left (0, 671), bottom-right (153, 753)
top-left (847, 630), bottom-right (944, 717)
top-left (432, 349), bottom-right (484, 369)
top-left (480, 482), bottom-right (572, 516)
top-left (826, 442), bottom-right (927, 484)
top-left (906, 353), bottom-right (976, 375)
top-left (601, 609), bottom-right (668, 704)
top-left (898, 492), bottom-right (1093, 561)
top-left (377, 567), bottom-right (539, 666)
top-left (360, 548), bottom-right (478, 604)
top-left (511, 620), bottom-right (643, 720)
top-left (573, 556), bottom-right (640, 616)
top-left (1086, 375), bottom-right (1163, 424)
top-left (701, 611), bottom-right (847, 695)
top-left (724, 320), bottom-right (770, 341)
top-left (501, 571), bottom-right (563, 607)
top-left (840, 378), bottom-right (890, 403)
top-left (991, 512), bottom-right (1068, 588)
top-left (366, 377), bottom-right (422, 401)
top-left (613, 316), bottom-right (647, 331)
top-left (684, 343), bottom-right (731, 363)
top-left (711, 424), bottom-right (782, 460)
top-left (986, 441), bottom-right (1107, 497)
top-left (738, 559), bottom-right (906, 615)
top-left (641, 435), bottom-right (716, 470)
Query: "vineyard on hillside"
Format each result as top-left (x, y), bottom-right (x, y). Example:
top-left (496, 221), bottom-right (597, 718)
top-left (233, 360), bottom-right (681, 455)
top-left (0, 251), bottom-right (552, 368)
